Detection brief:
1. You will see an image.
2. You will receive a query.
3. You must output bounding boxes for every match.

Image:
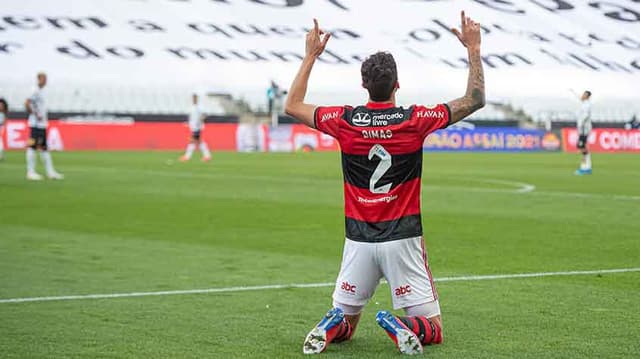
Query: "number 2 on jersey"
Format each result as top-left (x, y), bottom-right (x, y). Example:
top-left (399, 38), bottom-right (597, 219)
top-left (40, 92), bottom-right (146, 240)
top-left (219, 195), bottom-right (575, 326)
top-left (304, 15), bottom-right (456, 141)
top-left (368, 144), bottom-right (392, 194)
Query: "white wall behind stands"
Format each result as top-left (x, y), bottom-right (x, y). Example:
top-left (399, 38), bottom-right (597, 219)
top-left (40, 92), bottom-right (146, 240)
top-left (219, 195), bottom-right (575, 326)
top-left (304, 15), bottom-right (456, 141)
top-left (0, 0), bottom-right (639, 118)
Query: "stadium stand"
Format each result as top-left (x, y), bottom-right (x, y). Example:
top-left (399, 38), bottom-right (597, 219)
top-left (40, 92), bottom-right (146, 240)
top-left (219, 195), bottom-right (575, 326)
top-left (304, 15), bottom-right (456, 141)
top-left (2, 82), bottom-right (226, 116)
top-left (1, 1), bottom-right (638, 125)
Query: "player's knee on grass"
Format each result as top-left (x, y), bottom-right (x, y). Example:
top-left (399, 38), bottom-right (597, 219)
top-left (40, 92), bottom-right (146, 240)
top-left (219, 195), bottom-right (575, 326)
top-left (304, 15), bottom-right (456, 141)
top-left (401, 300), bottom-right (443, 345)
top-left (332, 301), bottom-right (363, 340)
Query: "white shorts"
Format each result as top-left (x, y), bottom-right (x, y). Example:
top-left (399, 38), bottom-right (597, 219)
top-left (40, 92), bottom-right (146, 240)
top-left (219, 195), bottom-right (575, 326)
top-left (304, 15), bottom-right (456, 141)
top-left (332, 236), bottom-right (438, 310)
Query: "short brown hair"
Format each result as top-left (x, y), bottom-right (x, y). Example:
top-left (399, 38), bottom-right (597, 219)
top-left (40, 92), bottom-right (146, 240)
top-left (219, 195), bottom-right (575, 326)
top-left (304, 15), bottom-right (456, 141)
top-left (361, 52), bottom-right (397, 101)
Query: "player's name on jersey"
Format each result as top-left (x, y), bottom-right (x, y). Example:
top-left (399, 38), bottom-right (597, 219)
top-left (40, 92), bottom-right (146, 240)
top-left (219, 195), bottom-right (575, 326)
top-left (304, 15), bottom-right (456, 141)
top-left (362, 129), bottom-right (393, 139)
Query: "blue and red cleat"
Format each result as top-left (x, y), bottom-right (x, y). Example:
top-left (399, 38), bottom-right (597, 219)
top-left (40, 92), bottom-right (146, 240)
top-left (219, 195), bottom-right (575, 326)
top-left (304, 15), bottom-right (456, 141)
top-left (303, 307), bottom-right (345, 354)
top-left (376, 310), bottom-right (423, 355)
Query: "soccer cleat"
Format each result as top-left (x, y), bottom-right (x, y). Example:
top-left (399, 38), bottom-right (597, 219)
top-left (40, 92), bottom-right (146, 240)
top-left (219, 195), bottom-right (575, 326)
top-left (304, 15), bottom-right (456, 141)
top-left (303, 307), bottom-right (345, 355)
top-left (179, 155), bottom-right (189, 162)
top-left (574, 169), bottom-right (593, 176)
top-left (376, 311), bottom-right (423, 355)
top-left (47, 171), bottom-right (64, 180)
top-left (201, 156), bottom-right (211, 162)
top-left (26, 172), bottom-right (43, 181)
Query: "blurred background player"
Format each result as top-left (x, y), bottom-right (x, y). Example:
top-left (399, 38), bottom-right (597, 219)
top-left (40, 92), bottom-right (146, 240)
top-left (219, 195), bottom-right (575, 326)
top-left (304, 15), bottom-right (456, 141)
top-left (180, 94), bottom-right (211, 162)
top-left (267, 81), bottom-right (287, 127)
top-left (0, 98), bottom-right (7, 161)
top-left (625, 114), bottom-right (639, 130)
top-left (24, 72), bottom-right (63, 180)
top-left (573, 90), bottom-right (592, 175)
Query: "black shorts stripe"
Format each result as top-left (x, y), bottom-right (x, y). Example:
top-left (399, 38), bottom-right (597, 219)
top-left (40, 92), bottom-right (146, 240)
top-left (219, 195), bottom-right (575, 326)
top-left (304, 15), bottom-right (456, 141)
top-left (577, 134), bottom-right (588, 149)
top-left (29, 127), bottom-right (47, 149)
top-left (341, 150), bottom-right (422, 190)
top-left (345, 215), bottom-right (422, 242)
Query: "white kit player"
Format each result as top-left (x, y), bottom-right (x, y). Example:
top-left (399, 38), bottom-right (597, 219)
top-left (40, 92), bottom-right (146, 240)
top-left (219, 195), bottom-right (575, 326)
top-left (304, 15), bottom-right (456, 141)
top-left (573, 90), bottom-right (592, 175)
top-left (0, 98), bottom-right (7, 160)
top-left (24, 72), bottom-right (63, 180)
top-left (180, 94), bottom-right (211, 162)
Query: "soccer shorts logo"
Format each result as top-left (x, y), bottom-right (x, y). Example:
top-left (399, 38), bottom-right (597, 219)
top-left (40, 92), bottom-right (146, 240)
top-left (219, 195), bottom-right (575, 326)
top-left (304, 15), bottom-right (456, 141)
top-left (340, 281), bottom-right (357, 294)
top-left (394, 285), bottom-right (412, 297)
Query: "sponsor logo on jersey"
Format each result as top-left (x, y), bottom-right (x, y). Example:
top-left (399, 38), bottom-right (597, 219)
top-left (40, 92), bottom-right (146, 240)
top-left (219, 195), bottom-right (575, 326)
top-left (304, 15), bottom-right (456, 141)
top-left (341, 281), bottom-right (357, 294)
top-left (321, 110), bottom-right (341, 123)
top-left (372, 112), bottom-right (403, 123)
top-left (357, 195), bottom-right (398, 204)
top-left (352, 113), bottom-right (371, 127)
top-left (394, 285), bottom-right (412, 296)
top-left (416, 108), bottom-right (446, 119)
top-left (362, 129), bottom-right (393, 139)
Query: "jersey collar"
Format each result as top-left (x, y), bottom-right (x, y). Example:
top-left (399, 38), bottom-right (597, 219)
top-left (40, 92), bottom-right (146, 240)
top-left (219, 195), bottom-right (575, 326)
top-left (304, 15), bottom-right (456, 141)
top-left (366, 101), bottom-right (395, 110)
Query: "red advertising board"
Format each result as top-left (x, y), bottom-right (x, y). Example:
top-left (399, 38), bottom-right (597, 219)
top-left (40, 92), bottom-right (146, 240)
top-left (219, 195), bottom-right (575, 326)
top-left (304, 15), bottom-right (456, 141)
top-left (266, 124), bottom-right (339, 152)
top-left (2, 120), bottom-right (239, 151)
top-left (562, 128), bottom-right (640, 153)
top-left (1, 120), bottom-right (338, 152)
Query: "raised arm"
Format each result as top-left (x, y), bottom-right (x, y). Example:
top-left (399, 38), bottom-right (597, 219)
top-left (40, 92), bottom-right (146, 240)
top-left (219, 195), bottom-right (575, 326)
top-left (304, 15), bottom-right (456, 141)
top-left (447, 11), bottom-right (485, 125)
top-left (284, 19), bottom-right (331, 128)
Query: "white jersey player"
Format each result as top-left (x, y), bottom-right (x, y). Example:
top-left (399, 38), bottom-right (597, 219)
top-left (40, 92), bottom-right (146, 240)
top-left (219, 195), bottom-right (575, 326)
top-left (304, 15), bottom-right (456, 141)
top-left (24, 73), bottom-right (63, 180)
top-left (574, 90), bottom-right (592, 175)
top-left (180, 94), bottom-right (211, 162)
top-left (0, 98), bottom-right (7, 160)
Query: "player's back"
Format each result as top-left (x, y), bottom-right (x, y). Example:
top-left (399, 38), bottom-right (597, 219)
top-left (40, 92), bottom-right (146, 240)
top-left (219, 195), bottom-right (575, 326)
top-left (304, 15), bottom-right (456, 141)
top-left (314, 102), bottom-right (450, 242)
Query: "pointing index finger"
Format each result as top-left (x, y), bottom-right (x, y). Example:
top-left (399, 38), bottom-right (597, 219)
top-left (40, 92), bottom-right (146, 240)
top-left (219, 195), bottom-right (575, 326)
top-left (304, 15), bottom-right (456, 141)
top-left (313, 18), bottom-right (319, 33)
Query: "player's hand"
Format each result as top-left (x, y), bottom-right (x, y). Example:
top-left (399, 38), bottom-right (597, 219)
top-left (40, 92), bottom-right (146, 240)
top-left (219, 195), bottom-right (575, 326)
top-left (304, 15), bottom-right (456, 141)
top-left (451, 11), bottom-right (481, 52)
top-left (305, 19), bottom-right (331, 58)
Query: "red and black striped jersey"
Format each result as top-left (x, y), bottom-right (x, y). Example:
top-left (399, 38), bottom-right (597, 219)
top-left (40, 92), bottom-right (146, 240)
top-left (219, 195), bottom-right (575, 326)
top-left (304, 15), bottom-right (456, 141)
top-left (314, 102), bottom-right (450, 242)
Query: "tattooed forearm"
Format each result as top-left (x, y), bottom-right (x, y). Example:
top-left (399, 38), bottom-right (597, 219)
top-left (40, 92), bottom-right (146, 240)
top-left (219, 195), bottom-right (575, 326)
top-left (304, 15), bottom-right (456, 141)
top-left (468, 50), bottom-right (485, 109)
top-left (448, 48), bottom-right (486, 124)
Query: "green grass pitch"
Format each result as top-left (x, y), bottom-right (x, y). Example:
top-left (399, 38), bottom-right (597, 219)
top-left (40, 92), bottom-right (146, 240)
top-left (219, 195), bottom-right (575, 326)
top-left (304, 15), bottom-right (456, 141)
top-left (1, 151), bottom-right (639, 358)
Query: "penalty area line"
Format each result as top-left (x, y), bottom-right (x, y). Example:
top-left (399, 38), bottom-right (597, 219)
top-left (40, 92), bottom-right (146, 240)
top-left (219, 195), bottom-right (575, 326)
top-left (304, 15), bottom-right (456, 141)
top-left (1, 267), bottom-right (639, 304)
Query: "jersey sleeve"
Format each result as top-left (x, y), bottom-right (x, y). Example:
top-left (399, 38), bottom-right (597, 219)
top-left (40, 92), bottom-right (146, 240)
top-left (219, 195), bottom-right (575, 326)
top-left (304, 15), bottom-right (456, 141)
top-left (414, 104), bottom-right (451, 138)
top-left (314, 106), bottom-right (346, 138)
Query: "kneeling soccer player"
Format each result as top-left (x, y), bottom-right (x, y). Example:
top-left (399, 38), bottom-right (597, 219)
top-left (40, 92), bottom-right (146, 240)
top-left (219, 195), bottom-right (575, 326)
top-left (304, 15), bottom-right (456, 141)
top-left (285, 12), bottom-right (485, 355)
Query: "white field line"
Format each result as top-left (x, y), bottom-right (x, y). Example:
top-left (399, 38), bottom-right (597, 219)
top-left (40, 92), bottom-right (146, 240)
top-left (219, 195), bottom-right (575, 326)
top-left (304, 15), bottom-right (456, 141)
top-left (1, 267), bottom-right (639, 305)
top-left (4, 163), bottom-right (639, 200)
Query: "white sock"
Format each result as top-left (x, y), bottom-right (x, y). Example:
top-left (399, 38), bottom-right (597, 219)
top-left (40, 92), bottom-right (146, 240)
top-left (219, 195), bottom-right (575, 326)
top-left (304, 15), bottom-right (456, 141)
top-left (40, 151), bottom-right (56, 175)
top-left (584, 153), bottom-right (592, 170)
top-left (199, 142), bottom-right (211, 157)
top-left (26, 148), bottom-right (36, 173)
top-left (184, 143), bottom-right (196, 159)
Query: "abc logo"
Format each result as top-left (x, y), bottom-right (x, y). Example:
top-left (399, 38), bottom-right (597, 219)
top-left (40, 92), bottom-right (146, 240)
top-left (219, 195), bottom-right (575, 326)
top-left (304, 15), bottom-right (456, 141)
top-left (394, 285), bottom-right (412, 296)
top-left (341, 281), bottom-right (357, 293)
